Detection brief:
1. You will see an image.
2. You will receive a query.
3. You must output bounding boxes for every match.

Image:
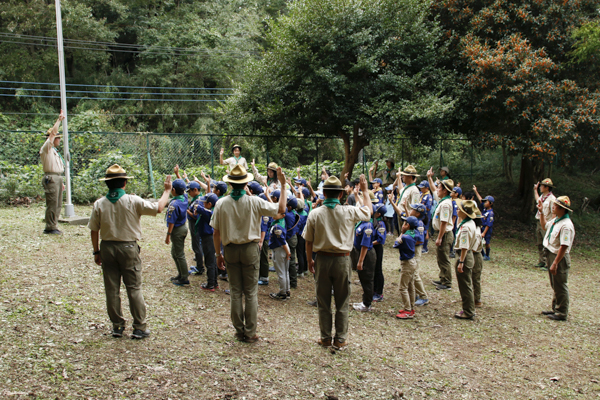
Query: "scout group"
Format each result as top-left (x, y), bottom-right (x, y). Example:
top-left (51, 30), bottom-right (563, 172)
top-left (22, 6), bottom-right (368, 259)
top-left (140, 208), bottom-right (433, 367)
top-left (41, 117), bottom-right (576, 348)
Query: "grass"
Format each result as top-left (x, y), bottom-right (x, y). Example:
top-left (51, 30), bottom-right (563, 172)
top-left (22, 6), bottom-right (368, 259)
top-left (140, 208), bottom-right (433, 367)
top-left (0, 204), bottom-right (599, 399)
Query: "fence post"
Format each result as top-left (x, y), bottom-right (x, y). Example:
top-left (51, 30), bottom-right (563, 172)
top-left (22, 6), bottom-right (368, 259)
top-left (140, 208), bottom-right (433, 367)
top-left (315, 138), bottom-right (320, 183)
top-left (146, 134), bottom-right (157, 198)
top-left (401, 139), bottom-right (404, 170)
top-left (362, 148), bottom-right (366, 176)
top-left (210, 135), bottom-right (214, 176)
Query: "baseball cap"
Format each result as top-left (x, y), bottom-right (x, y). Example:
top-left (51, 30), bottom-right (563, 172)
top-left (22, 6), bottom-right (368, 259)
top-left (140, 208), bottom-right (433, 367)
top-left (401, 215), bottom-right (419, 229)
top-left (287, 196), bottom-right (298, 209)
top-left (417, 180), bottom-right (430, 189)
top-left (453, 187), bottom-right (462, 196)
top-left (370, 178), bottom-right (383, 185)
top-left (200, 193), bottom-right (219, 205)
top-left (409, 203), bottom-right (426, 216)
top-left (271, 189), bottom-right (281, 200)
top-left (484, 195), bottom-right (495, 203)
top-left (258, 193), bottom-right (268, 201)
top-left (294, 178), bottom-right (307, 186)
top-left (373, 203), bottom-right (387, 216)
top-left (187, 181), bottom-right (200, 191)
top-left (247, 181), bottom-right (263, 194)
top-left (214, 181), bottom-right (228, 194)
top-left (172, 179), bottom-right (187, 192)
top-left (301, 187), bottom-right (310, 198)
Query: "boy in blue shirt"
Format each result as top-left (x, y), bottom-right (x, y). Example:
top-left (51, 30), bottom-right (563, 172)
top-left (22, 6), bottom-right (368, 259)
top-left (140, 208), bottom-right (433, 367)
top-left (285, 196), bottom-right (301, 290)
top-left (418, 181), bottom-right (433, 253)
top-left (351, 216), bottom-right (377, 312)
top-left (194, 193), bottom-right (219, 291)
top-left (258, 194), bottom-right (273, 286)
top-left (395, 216), bottom-right (419, 319)
top-left (166, 179), bottom-right (189, 286)
top-left (369, 178), bottom-right (384, 204)
top-left (269, 216), bottom-right (292, 300)
top-left (473, 186), bottom-right (495, 261)
top-left (296, 195), bottom-right (310, 277)
top-left (186, 181), bottom-right (205, 276)
top-left (372, 204), bottom-right (387, 303)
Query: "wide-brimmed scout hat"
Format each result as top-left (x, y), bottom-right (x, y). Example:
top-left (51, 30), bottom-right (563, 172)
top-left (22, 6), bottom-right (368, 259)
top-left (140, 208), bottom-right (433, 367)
top-left (99, 164), bottom-right (134, 181)
top-left (267, 162), bottom-right (279, 171)
top-left (475, 209), bottom-right (483, 218)
top-left (46, 128), bottom-right (62, 138)
top-left (322, 176), bottom-right (345, 191)
top-left (439, 166), bottom-right (450, 175)
top-left (540, 178), bottom-right (555, 188)
top-left (223, 164), bottom-right (254, 184)
top-left (553, 196), bottom-right (573, 212)
top-left (232, 144), bottom-right (242, 152)
top-left (386, 158), bottom-right (395, 164)
top-left (439, 178), bottom-right (454, 192)
top-left (458, 199), bottom-right (478, 219)
top-left (399, 165), bottom-right (419, 177)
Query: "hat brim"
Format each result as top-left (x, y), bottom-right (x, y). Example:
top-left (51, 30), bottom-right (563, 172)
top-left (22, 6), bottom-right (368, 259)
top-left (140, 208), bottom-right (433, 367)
top-left (322, 185), bottom-right (344, 191)
top-left (540, 183), bottom-right (555, 188)
top-left (440, 181), bottom-right (453, 192)
top-left (399, 172), bottom-right (419, 176)
top-left (99, 175), bottom-right (134, 181)
top-left (223, 172), bottom-right (254, 184)
top-left (552, 199), bottom-right (573, 212)
top-left (232, 145), bottom-right (242, 152)
top-left (457, 202), bottom-right (477, 219)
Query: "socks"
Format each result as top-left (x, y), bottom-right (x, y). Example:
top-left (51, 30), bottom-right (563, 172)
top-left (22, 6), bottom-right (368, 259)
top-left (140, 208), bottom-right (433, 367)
top-left (485, 247), bottom-right (490, 257)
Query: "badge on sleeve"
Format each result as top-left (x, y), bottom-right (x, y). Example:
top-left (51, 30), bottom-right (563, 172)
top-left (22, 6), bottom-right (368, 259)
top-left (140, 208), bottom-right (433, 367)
top-left (364, 228), bottom-right (373, 237)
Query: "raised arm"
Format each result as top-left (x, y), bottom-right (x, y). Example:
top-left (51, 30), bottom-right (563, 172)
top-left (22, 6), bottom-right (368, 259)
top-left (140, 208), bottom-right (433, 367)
top-left (193, 175), bottom-right (208, 192)
top-left (533, 182), bottom-right (541, 203)
top-left (359, 174), bottom-right (372, 213)
top-left (472, 185), bottom-right (483, 203)
top-left (219, 148), bottom-right (225, 165)
top-left (251, 159), bottom-right (268, 186)
top-left (157, 175), bottom-right (173, 213)
top-left (427, 167), bottom-right (439, 201)
top-left (277, 167), bottom-right (287, 214)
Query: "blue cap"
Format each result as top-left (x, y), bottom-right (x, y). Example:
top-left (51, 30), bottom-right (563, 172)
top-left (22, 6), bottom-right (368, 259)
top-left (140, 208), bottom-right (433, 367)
top-left (410, 203), bottom-right (426, 216)
top-left (200, 193), bottom-right (219, 205)
top-left (187, 181), bottom-right (200, 191)
top-left (247, 181), bottom-right (263, 194)
top-left (371, 178), bottom-right (383, 185)
top-left (417, 180), bottom-right (430, 189)
top-left (258, 193), bottom-right (268, 201)
top-left (214, 181), bottom-right (227, 194)
top-left (453, 187), bottom-right (462, 196)
top-left (385, 185), bottom-right (393, 192)
top-left (373, 203), bottom-right (387, 216)
top-left (484, 195), bottom-right (495, 203)
top-left (301, 187), bottom-right (310, 199)
top-left (172, 179), bottom-right (187, 192)
top-left (271, 189), bottom-right (281, 200)
top-left (401, 215), bottom-right (419, 229)
top-left (294, 178), bottom-right (307, 186)
top-left (287, 196), bottom-right (298, 209)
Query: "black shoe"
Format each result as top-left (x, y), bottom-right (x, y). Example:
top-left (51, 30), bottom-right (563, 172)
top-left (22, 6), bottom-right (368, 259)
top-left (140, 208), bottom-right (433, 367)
top-left (172, 279), bottom-right (190, 286)
top-left (218, 274), bottom-right (228, 281)
top-left (112, 326), bottom-right (125, 338)
top-left (286, 290), bottom-right (291, 298)
top-left (131, 329), bottom-right (150, 339)
top-left (170, 275), bottom-right (182, 281)
top-left (436, 284), bottom-right (451, 290)
top-left (541, 310), bottom-right (555, 315)
top-left (269, 292), bottom-right (288, 301)
top-left (547, 314), bottom-right (567, 321)
top-left (432, 280), bottom-right (442, 285)
top-left (43, 229), bottom-right (62, 235)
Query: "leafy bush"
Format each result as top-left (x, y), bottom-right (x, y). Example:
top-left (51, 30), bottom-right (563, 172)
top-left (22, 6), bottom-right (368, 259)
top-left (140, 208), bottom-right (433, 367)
top-left (0, 162), bottom-right (45, 201)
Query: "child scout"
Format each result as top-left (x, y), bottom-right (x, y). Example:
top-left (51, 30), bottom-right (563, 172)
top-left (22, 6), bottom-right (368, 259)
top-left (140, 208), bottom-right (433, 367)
top-left (302, 175), bottom-right (372, 351)
top-left (166, 179), bottom-right (190, 286)
top-left (210, 165), bottom-right (287, 343)
top-left (88, 165), bottom-right (173, 339)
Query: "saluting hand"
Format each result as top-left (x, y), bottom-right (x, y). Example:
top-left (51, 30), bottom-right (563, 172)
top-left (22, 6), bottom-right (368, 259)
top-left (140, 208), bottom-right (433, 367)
top-left (251, 158), bottom-right (256, 167)
top-left (164, 175), bottom-right (172, 191)
top-left (220, 148), bottom-right (224, 156)
top-left (174, 164), bottom-right (179, 174)
top-left (58, 109), bottom-right (65, 121)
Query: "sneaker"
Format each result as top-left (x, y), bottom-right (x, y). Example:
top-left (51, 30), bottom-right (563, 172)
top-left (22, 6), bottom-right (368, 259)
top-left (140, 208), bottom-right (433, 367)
top-left (432, 280), bottom-right (442, 285)
top-left (415, 298), bottom-right (429, 306)
top-left (396, 310), bottom-right (415, 319)
top-left (454, 310), bottom-right (474, 320)
top-left (436, 284), bottom-right (451, 290)
top-left (112, 326), bottom-right (125, 338)
top-left (269, 266), bottom-right (276, 272)
top-left (541, 310), bottom-right (555, 315)
top-left (372, 294), bottom-right (384, 302)
top-left (172, 279), bottom-right (190, 286)
top-left (224, 289), bottom-right (230, 295)
top-left (422, 249), bottom-right (429, 254)
top-left (131, 329), bottom-right (150, 339)
top-left (534, 262), bottom-right (546, 268)
top-left (318, 338), bottom-right (332, 347)
top-left (483, 255), bottom-right (490, 261)
top-left (540, 266), bottom-right (548, 271)
top-left (286, 290), bottom-right (291, 298)
top-left (170, 275), bottom-right (181, 281)
top-left (352, 302), bottom-right (372, 312)
top-left (332, 339), bottom-right (348, 351)
top-left (201, 283), bottom-right (215, 292)
top-left (43, 229), bottom-right (62, 235)
top-left (258, 280), bottom-right (269, 286)
top-left (307, 300), bottom-right (317, 307)
top-left (449, 251), bottom-right (456, 258)
top-left (269, 292), bottom-right (288, 301)
top-left (189, 266), bottom-right (199, 274)
top-left (218, 274), bottom-right (228, 281)
top-left (244, 335), bottom-right (259, 343)
top-left (475, 301), bottom-right (483, 307)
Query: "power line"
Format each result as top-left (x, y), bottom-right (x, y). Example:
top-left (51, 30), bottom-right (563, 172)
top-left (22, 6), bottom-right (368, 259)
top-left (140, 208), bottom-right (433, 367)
top-left (0, 80), bottom-right (235, 91)
top-left (0, 87), bottom-right (233, 96)
top-left (0, 93), bottom-right (224, 102)
top-left (0, 112), bottom-right (216, 116)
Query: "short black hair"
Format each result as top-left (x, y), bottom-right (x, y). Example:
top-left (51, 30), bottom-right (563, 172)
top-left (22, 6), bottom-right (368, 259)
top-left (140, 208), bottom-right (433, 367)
top-left (463, 191), bottom-right (475, 200)
top-left (174, 187), bottom-right (185, 195)
top-left (324, 169), bottom-right (331, 176)
top-left (474, 217), bottom-right (482, 228)
top-left (230, 183), bottom-right (246, 191)
top-left (323, 189), bottom-right (342, 199)
top-left (106, 178), bottom-right (127, 190)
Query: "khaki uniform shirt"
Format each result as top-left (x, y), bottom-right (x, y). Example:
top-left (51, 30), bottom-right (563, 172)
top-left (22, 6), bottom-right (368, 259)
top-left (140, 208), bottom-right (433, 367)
top-left (302, 204), bottom-right (371, 253)
top-left (432, 198), bottom-right (454, 232)
top-left (210, 194), bottom-right (279, 246)
top-left (223, 156), bottom-right (248, 171)
top-left (535, 192), bottom-right (556, 221)
top-left (471, 226), bottom-right (485, 252)
top-left (455, 219), bottom-right (477, 251)
top-left (543, 216), bottom-right (575, 254)
top-left (39, 139), bottom-right (65, 174)
top-left (375, 168), bottom-right (397, 186)
top-left (88, 194), bottom-right (158, 241)
top-left (251, 166), bottom-right (281, 191)
top-left (398, 184), bottom-right (420, 211)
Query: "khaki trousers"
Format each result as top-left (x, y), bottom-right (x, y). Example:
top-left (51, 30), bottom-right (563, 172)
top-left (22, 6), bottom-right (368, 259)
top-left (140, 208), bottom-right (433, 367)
top-left (315, 254), bottom-right (351, 342)
top-left (42, 174), bottom-right (63, 231)
top-left (223, 242), bottom-right (261, 338)
top-left (535, 221), bottom-right (546, 265)
top-left (399, 258), bottom-right (418, 311)
top-left (414, 245), bottom-right (428, 299)
top-left (545, 249), bottom-right (570, 317)
top-left (455, 251), bottom-right (475, 318)
top-left (436, 231), bottom-right (454, 286)
top-left (100, 241), bottom-right (147, 330)
top-left (472, 251), bottom-right (484, 302)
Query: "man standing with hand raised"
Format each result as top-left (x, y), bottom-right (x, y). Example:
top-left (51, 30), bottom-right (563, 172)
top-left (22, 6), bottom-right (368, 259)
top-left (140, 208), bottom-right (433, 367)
top-left (40, 110), bottom-right (66, 234)
top-left (303, 174), bottom-right (372, 351)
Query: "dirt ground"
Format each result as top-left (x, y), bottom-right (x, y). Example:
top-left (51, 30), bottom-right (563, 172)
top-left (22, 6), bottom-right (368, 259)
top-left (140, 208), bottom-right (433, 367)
top-left (1, 204), bottom-right (599, 400)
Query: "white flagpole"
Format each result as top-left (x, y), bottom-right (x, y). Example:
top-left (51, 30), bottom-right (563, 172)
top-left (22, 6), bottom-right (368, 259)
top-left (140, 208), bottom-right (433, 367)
top-left (55, 0), bottom-right (74, 218)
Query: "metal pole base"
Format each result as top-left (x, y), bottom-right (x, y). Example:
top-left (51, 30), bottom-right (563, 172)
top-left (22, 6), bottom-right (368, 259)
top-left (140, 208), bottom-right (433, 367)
top-left (64, 203), bottom-right (75, 218)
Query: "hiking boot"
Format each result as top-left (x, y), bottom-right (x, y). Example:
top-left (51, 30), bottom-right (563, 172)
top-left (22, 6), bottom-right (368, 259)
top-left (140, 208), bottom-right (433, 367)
top-left (234, 332), bottom-right (245, 341)
top-left (332, 339), bottom-right (348, 351)
top-left (541, 310), bottom-right (555, 315)
top-left (131, 329), bottom-right (150, 339)
top-left (432, 280), bottom-right (442, 285)
top-left (269, 292), bottom-right (288, 301)
top-left (112, 326), bottom-right (125, 338)
top-left (547, 313), bottom-right (567, 321)
top-left (436, 284), bottom-right (451, 290)
top-left (201, 283), bottom-right (216, 292)
top-left (352, 302), bottom-right (372, 312)
top-left (454, 310), bottom-right (474, 320)
top-left (244, 335), bottom-right (259, 343)
top-left (318, 337), bottom-right (332, 347)
top-left (170, 275), bottom-right (181, 281)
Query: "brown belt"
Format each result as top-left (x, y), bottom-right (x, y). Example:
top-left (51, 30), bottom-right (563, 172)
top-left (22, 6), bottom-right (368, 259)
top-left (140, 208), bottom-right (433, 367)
top-left (317, 251), bottom-right (350, 257)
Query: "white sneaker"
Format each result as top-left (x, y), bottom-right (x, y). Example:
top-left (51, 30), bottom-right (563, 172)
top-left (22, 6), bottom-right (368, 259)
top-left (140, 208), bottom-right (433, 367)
top-left (352, 302), bottom-right (372, 312)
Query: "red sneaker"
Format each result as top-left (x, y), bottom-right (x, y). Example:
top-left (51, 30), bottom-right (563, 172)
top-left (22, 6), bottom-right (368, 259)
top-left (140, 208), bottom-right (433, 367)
top-left (396, 309), bottom-right (415, 319)
top-left (201, 283), bottom-right (216, 292)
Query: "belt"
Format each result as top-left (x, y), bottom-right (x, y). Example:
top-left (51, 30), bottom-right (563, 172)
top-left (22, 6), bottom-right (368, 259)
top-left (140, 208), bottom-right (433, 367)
top-left (45, 172), bottom-right (63, 176)
top-left (317, 251), bottom-right (350, 257)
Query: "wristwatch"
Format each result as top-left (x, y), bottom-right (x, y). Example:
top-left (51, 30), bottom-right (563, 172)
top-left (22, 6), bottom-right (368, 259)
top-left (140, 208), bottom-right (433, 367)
top-left (93, 250), bottom-right (100, 255)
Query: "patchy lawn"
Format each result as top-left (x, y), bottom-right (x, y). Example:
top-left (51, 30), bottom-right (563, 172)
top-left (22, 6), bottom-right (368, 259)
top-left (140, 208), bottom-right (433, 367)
top-left (1, 204), bottom-right (599, 400)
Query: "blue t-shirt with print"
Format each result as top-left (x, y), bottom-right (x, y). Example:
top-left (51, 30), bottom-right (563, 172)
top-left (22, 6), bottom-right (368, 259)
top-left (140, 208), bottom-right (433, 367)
top-left (166, 198), bottom-right (188, 228)
top-left (354, 221), bottom-right (374, 250)
top-left (394, 233), bottom-right (416, 260)
top-left (269, 219), bottom-right (287, 249)
top-left (482, 209), bottom-right (494, 236)
top-left (195, 202), bottom-right (214, 236)
top-left (284, 210), bottom-right (299, 239)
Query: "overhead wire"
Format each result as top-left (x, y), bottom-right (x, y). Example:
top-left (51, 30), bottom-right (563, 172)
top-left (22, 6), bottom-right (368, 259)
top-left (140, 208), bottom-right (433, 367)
top-left (0, 93), bottom-right (224, 102)
top-left (0, 87), bottom-right (233, 96)
top-left (0, 80), bottom-right (235, 90)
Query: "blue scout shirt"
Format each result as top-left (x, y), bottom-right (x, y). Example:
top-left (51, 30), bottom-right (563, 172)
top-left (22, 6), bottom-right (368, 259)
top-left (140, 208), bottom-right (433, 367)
top-left (261, 215), bottom-right (272, 243)
top-left (166, 197), bottom-right (188, 228)
top-left (284, 210), bottom-right (300, 240)
top-left (188, 195), bottom-right (202, 223)
top-left (420, 192), bottom-right (433, 215)
top-left (373, 188), bottom-right (384, 204)
top-left (373, 219), bottom-right (387, 245)
top-left (393, 233), bottom-right (416, 260)
top-left (452, 200), bottom-right (458, 221)
top-left (297, 210), bottom-right (308, 235)
top-left (195, 202), bottom-right (214, 236)
top-left (414, 221), bottom-right (425, 246)
top-left (482, 208), bottom-right (494, 236)
top-left (269, 219), bottom-right (287, 249)
top-left (354, 221), bottom-right (375, 251)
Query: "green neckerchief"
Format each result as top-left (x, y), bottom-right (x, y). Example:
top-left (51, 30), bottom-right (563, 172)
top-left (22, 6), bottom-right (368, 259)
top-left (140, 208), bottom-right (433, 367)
top-left (106, 188), bottom-right (126, 204)
top-left (452, 217), bottom-right (472, 247)
top-left (298, 209), bottom-right (308, 216)
top-left (397, 183), bottom-right (416, 205)
top-left (431, 195), bottom-right (451, 220)
top-left (323, 198), bottom-right (341, 209)
top-left (189, 194), bottom-right (201, 204)
top-left (405, 229), bottom-right (416, 238)
top-left (308, 200), bottom-right (313, 213)
top-left (171, 195), bottom-right (185, 203)
top-left (384, 168), bottom-right (391, 182)
top-left (234, 155), bottom-right (242, 164)
top-left (546, 213), bottom-right (570, 240)
top-left (230, 189), bottom-right (245, 201)
top-left (54, 148), bottom-right (65, 167)
top-left (273, 218), bottom-right (285, 228)
top-left (441, 176), bottom-right (449, 181)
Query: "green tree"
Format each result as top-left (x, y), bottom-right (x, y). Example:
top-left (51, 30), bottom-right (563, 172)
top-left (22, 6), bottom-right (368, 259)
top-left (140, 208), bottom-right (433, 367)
top-left (220, 0), bottom-right (456, 178)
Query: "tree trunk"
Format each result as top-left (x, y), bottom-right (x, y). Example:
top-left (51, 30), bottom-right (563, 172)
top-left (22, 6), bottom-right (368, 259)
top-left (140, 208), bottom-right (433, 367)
top-left (518, 156), bottom-right (545, 223)
top-left (340, 125), bottom-right (368, 180)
